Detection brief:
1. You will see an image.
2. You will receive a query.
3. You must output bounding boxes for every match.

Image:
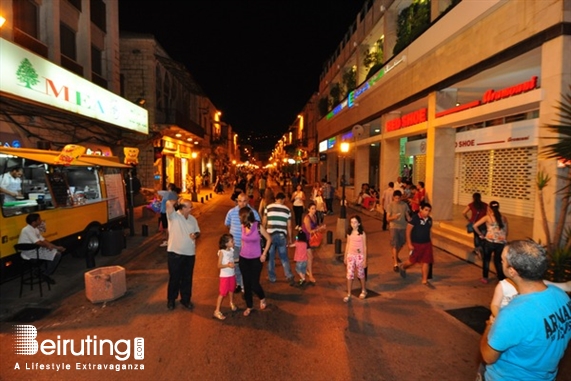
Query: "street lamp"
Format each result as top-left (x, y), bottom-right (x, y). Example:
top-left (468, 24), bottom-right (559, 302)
top-left (339, 142), bottom-right (350, 219)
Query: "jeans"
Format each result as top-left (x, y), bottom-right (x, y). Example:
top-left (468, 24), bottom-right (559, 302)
top-left (296, 260), bottom-right (307, 277)
top-left (482, 241), bottom-right (506, 280)
top-left (167, 252), bottom-right (196, 303)
top-left (267, 233), bottom-right (293, 282)
top-left (233, 246), bottom-right (243, 288)
top-left (239, 256), bottom-right (265, 309)
top-left (325, 198), bottom-right (333, 214)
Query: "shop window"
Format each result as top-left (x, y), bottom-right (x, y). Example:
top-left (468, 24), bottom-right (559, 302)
top-left (485, 117), bottom-right (504, 127)
top-left (60, 23), bottom-right (77, 60)
top-left (90, 0), bottom-right (106, 32)
top-left (505, 113), bottom-right (527, 123)
top-left (13, 0), bottom-right (38, 38)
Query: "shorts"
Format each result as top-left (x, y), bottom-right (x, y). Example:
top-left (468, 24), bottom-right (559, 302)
top-left (346, 254), bottom-right (365, 280)
top-left (409, 242), bottom-right (434, 264)
top-left (160, 213), bottom-right (168, 229)
top-left (296, 260), bottom-right (307, 276)
top-left (219, 276), bottom-right (236, 296)
top-left (390, 228), bottom-right (406, 249)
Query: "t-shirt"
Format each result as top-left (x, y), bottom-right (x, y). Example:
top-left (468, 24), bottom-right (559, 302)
top-left (218, 248), bottom-right (235, 278)
top-left (486, 285), bottom-right (571, 381)
top-left (17, 224), bottom-right (58, 261)
top-left (265, 202), bottom-right (291, 235)
top-left (294, 241), bottom-right (308, 262)
top-left (158, 190), bottom-right (178, 213)
top-left (240, 221), bottom-right (262, 259)
top-left (387, 201), bottom-right (408, 229)
top-left (0, 173), bottom-right (21, 202)
top-left (408, 213), bottom-right (432, 243)
top-left (167, 210), bottom-right (200, 255)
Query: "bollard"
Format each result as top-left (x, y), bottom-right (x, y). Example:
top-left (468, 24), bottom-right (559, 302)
top-left (142, 224), bottom-right (148, 237)
top-left (200, 197), bottom-right (204, 203)
top-left (210, 193), bottom-right (213, 198)
top-left (206, 195), bottom-right (209, 201)
top-left (335, 239), bottom-right (342, 254)
top-left (327, 230), bottom-right (333, 244)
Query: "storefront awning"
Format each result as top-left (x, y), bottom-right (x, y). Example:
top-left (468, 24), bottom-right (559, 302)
top-left (0, 147), bottom-right (129, 168)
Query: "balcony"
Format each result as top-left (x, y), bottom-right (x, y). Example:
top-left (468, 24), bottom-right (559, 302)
top-left (61, 55), bottom-right (83, 76)
top-left (157, 108), bottom-right (204, 138)
top-left (92, 72), bottom-right (108, 89)
top-left (14, 29), bottom-right (48, 58)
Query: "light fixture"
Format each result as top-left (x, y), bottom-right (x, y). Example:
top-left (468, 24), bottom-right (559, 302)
top-left (194, 141), bottom-right (198, 145)
top-left (0, 16), bottom-right (6, 28)
top-left (175, 133), bottom-right (182, 138)
top-left (135, 97), bottom-right (146, 106)
top-left (187, 138), bottom-right (192, 142)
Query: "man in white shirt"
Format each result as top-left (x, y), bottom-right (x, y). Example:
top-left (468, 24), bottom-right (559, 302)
top-left (18, 213), bottom-right (65, 284)
top-left (0, 166), bottom-right (23, 203)
top-left (381, 182), bottom-right (395, 231)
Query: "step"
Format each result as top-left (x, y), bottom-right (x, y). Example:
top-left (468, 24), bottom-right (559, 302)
top-left (432, 222), bottom-right (479, 264)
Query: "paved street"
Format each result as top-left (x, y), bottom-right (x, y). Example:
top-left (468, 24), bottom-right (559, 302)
top-left (0, 189), bottom-right (569, 381)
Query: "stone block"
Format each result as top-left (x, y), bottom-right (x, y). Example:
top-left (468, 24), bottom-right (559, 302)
top-left (85, 266), bottom-right (126, 303)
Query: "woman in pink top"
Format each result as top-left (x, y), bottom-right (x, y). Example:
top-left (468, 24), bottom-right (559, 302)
top-left (239, 207), bottom-right (271, 316)
top-left (343, 215), bottom-right (368, 302)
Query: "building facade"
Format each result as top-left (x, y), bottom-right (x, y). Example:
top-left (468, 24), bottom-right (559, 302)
top-left (314, 0), bottom-right (569, 242)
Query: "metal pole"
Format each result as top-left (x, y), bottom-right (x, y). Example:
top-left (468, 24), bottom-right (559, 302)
top-left (340, 157), bottom-right (346, 218)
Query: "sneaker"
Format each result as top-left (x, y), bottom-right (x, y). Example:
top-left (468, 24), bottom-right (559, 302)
top-left (297, 279), bottom-right (306, 287)
top-left (159, 240), bottom-right (168, 247)
top-left (287, 276), bottom-right (295, 286)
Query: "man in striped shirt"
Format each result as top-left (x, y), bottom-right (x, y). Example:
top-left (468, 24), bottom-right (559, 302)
top-left (224, 193), bottom-right (260, 292)
top-left (262, 192), bottom-right (295, 285)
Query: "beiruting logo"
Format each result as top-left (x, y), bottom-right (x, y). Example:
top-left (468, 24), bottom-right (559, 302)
top-left (13, 325), bottom-right (144, 372)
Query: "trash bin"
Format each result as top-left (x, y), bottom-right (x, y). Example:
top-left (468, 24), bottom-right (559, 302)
top-left (100, 229), bottom-right (124, 256)
top-left (84, 266), bottom-right (126, 303)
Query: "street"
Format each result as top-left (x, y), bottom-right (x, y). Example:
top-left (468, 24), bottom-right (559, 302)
top-left (0, 191), bottom-right (569, 381)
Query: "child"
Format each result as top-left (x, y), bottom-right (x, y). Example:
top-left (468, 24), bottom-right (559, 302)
top-left (294, 230), bottom-right (309, 287)
top-left (343, 215), bottom-right (368, 302)
top-left (214, 234), bottom-right (238, 320)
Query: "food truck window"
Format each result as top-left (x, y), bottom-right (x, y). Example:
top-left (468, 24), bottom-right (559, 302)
top-left (1, 158), bottom-right (48, 217)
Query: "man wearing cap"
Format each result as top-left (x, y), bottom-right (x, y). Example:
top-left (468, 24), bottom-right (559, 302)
top-left (262, 192), bottom-right (295, 285)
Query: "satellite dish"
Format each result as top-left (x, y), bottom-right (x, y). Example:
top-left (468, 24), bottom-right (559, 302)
top-left (352, 124), bottom-right (364, 139)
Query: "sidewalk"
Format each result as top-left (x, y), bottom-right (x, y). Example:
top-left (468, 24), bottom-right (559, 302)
top-left (0, 187), bottom-right (219, 322)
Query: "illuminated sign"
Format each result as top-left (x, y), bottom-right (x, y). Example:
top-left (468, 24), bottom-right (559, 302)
top-left (327, 137), bottom-right (336, 149)
top-left (386, 108), bottom-right (427, 131)
top-left (319, 140), bottom-right (328, 152)
top-left (436, 76), bottom-right (538, 118)
top-left (0, 38), bottom-right (148, 134)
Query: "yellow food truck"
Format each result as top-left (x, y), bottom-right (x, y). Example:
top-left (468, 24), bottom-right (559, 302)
top-left (0, 146), bottom-right (130, 281)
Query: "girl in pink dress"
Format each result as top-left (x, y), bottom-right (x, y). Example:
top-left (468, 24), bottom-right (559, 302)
top-left (343, 215), bottom-right (368, 302)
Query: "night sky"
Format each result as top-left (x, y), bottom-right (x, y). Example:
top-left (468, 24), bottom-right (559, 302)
top-left (118, 1), bottom-right (367, 152)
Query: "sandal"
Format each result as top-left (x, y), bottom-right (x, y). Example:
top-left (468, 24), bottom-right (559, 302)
top-left (343, 295), bottom-right (351, 303)
top-left (213, 311), bottom-right (226, 320)
top-left (230, 302), bottom-right (237, 312)
top-left (260, 299), bottom-right (267, 310)
top-left (243, 308), bottom-right (252, 317)
top-left (359, 291), bottom-right (367, 299)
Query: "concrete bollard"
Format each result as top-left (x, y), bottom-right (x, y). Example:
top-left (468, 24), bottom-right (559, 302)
top-left (142, 224), bottom-right (148, 237)
top-left (201, 197), bottom-right (204, 203)
top-left (327, 230), bottom-right (333, 244)
top-left (206, 195), bottom-right (209, 201)
top-left (210, 193), bottom-right (213, 198)
top-left (335, 239), bottom-right (342, 254)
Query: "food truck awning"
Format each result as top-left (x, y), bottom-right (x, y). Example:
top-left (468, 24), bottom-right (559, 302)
top-left (0, 147), bottom-right (130, 168)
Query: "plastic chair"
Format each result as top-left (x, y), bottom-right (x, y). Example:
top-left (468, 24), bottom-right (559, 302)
top-left (15, 243), bottom-right (51, 297)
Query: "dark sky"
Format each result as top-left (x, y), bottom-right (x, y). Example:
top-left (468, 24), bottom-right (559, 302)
top-left (118, 1), bottom-right (367, 151)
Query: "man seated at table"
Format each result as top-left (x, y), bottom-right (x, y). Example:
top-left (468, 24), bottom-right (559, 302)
top-left (18, 213), bottom-right (65, 285)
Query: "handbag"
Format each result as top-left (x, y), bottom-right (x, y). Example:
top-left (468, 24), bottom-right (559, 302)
top-left (257, 222), bottom-right (268, 252)
top-left (466, 222), bottom-right (474, 233)
top-left (309, 231), bottom-right (323, 247)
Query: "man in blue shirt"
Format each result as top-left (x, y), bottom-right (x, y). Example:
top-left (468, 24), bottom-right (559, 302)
top-left (480, 240), bottom-right (571, 381)
top-left (224, 192), bottom-right (260, 292)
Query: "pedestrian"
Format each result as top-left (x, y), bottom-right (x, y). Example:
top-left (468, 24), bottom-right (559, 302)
top-left (258, 175), bottom-right (266, 200)
top-left (343, 215), bottom-right (367, 302)
top-left (291, 184), bottom-right (306, 229)
top-left (387, 190), bottom-right (408, 272)
top-left (472, 200), bottom-right (508, 284)
top-left (239, 207), bottom-right (271, 317)
top-left (165, 197), bottom-right (200, 310)
top-left (480, 240), bottom-right (571, 381)
top-left (293, 230), bottom-right (309, 287)
top-left (462, 192), bottom-right (488, 257)
top-left (380, 182), bottom-right (395, 231)
top-left (262, 192), bottom-right (295, 285)
top-left (213, 234), bottom-right (238, 321)
top-left (224, 192), bottom-right (260, 293)
top-left (314, 188), bottom-right (326, 224)
top-left (322, 181), bottom-right (334, 215)
top-left (258, 188), bottom-right (275, 219)
top-left (302, 202), bottom-right (325, 284)
top-left (399, 203), bottom-right (434, 287)
top-left (158, 183), bottom-right (179, 247)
